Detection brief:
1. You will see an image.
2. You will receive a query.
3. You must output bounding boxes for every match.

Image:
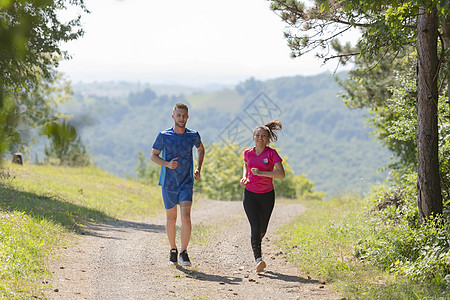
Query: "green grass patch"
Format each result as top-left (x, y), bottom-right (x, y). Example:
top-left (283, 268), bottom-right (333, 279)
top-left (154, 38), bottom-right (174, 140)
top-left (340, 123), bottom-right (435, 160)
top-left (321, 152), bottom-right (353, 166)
top-left (0, 211), bottom-right (68, 299)
top-left (2, 163), bottom-right (163, 224)
top-left (0, 162), bottom-right (164, 299)
top-left (190, 223), bottom-right (218, 246)
top-left (276, 195), bottom-right (449, 299)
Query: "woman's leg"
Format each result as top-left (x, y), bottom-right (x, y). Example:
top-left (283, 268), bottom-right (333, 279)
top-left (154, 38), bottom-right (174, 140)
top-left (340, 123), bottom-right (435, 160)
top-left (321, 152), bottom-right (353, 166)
top-left (257, 189), bottom-right (275, 241)
top-left (243, 189), bottom-right (263, 260)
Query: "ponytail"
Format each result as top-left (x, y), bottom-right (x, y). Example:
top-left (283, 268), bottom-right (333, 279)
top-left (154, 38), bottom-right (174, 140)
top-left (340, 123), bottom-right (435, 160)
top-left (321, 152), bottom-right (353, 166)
top-left (253, 120), bottom-right (283, 144)
top-left (265, 120), bottom-right (282, 142)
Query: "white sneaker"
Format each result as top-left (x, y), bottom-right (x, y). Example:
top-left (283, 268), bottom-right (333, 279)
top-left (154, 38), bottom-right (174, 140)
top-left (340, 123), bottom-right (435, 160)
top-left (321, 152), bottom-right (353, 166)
top-left (256, 257), bottom-right (266, 272)
top-left (178, 250), bottom-right (192, 266)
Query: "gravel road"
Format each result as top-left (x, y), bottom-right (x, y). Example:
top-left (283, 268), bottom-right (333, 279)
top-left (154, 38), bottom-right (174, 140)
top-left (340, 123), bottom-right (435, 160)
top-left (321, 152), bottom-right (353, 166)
top-left (47, 198), bottom-right (341, 300)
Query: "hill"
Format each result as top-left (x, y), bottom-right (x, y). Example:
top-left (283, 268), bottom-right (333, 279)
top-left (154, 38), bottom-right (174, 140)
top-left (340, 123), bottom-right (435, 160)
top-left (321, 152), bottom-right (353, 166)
top-left (30, 73), bottom-right (392, 195)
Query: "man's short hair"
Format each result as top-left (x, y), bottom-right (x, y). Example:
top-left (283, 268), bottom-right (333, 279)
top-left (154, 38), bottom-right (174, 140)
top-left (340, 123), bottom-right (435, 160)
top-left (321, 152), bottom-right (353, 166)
top-left (173, 103), bottom-right (189, 113)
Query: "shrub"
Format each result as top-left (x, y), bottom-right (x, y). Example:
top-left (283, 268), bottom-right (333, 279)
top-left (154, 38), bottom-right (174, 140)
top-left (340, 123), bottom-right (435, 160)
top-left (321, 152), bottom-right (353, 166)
top-left (356, 174), bottom-right (450, 286)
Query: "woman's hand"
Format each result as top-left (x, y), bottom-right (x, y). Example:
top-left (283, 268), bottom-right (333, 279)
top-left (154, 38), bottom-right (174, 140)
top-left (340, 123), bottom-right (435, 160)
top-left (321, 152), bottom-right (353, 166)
top-left (251, 168), bottom-right (261, 176)
top-left (240, 177), bottom-right (247, 187)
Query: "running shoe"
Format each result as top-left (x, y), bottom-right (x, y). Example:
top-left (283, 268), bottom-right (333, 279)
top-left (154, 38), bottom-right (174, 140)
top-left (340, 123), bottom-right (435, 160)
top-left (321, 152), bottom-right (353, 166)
top-left (169, 248), bottom-right (178, 265)
top-left (178, 250), bottom-right (192, 266)
top-left (256, 257), bottom-right (266, 272)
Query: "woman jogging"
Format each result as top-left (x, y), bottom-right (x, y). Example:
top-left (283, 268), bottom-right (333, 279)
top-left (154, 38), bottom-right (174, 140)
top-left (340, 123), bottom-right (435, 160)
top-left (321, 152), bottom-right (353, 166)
top-left (240, 120), bottom-right (285, 273)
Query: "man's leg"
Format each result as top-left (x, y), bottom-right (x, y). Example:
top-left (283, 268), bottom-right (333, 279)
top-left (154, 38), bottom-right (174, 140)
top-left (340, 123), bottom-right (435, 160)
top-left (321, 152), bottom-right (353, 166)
top-left (166, 206), bottom-right (178, 250)
top-left (179, 200), bottom-right (192, 252)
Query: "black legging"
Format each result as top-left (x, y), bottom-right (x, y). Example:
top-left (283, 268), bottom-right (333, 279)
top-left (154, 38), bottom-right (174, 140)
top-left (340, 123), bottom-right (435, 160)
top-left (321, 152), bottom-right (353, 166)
top-left (243, 188), bottom-right (275, 260)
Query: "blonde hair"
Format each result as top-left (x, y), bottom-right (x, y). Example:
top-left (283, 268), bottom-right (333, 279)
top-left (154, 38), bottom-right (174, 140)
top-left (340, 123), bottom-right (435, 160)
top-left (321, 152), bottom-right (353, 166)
top-left (173, 103), bottom-right (189, 113)
top-left (253, 120), bottom-right (282, 143)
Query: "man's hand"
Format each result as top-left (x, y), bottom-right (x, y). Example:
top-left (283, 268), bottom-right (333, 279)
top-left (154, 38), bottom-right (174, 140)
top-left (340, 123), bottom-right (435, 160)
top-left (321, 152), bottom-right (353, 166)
top-left (194, 168), bottom-right (201, 180)
top-left (167, 157), bottom-right (179, 169)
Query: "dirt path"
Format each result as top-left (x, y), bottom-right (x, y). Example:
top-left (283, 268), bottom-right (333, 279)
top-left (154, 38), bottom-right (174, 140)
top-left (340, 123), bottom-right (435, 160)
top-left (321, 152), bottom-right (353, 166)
top-left (47, 199), bottom-right (340, 299)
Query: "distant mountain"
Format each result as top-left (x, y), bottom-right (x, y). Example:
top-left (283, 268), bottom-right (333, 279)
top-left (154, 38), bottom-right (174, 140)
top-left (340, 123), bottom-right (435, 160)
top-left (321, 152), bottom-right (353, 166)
top-left (33, 73), bottom-right (392, 196)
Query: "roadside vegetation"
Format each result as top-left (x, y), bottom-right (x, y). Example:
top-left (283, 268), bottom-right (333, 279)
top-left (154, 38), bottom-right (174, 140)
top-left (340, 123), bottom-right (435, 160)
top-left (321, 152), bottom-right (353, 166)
top-left (278, 193), bottom-right (450, 299)
top-left (0, 162), bottom-right (162, 299)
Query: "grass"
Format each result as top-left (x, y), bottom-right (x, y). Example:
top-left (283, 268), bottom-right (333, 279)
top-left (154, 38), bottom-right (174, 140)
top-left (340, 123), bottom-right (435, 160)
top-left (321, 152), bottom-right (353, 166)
top-left (0, 162), bottom-right (163, 299)
top-left (276, 194), bottom-right (450, 299)
top-left (190, 223), bottom-right (217, 246)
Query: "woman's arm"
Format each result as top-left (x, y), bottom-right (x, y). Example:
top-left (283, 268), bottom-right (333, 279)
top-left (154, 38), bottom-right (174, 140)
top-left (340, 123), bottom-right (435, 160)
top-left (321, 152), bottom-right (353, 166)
top-left (240, 161), bottom-right (248, 187)
top-left (251, 161), bottom-right (285, 179)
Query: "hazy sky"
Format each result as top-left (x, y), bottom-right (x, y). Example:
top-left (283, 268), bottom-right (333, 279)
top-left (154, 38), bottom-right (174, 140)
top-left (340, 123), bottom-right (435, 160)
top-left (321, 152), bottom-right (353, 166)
top-left (59, 0), bottom-right (358, 86)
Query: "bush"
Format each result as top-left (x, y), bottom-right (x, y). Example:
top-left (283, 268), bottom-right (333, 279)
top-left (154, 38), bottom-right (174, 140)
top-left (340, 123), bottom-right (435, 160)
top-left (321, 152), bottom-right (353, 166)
top-left (356, 174), bottom-right (450, 286)
top-left (195, 142), bottom-right (243, 200)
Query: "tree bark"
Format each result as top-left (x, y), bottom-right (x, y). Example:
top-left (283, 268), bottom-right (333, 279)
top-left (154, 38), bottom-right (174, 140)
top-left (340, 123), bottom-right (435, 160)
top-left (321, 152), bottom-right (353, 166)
top-left (442, 14), bottom-right (450, 122)
top-left (416, 7), bottom-right (443, 220)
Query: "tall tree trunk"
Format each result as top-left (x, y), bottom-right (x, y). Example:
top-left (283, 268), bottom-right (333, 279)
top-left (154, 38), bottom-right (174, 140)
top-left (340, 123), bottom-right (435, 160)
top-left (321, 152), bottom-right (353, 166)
top-left (443, 14), bottom-right (450, 122)
top-left (416, 7), bottom-right (443, 220)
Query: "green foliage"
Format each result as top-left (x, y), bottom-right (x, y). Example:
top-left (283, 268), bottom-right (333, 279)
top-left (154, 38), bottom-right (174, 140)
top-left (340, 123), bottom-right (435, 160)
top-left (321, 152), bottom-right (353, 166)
top-left (269, 0), bottom-right (446, 62)
top-left (128, 88), bottom-right (157, 106)
top-left (136, 151), bottom-right (160, 184)
top-left (322, 1), bottom-right (450, 289)
top-left (195, 142), bottom-right (243, 200)
top-left (0, 70), bottom-right (74, 158)
top-left (273, 156), bottom-right (325, 200)
top-left (340, 56), bottom-right (450, 288)
top-left (278, 194), bottom-right (450, 298)
top-left (365, 60), bottom-right (450, 198)
top-left (369, 62), bottom-right (419, 170)
top-left (0, 0), bottom-right (87, 162)
top-left (357, 177), bottom-right (450, 286)
top-left (43, 120), bottom-right (90, 167)
top-left (0, 210), bottom-right (65, 299)
top-left (0, 97), bottom-right (16, 157)
top-left (0, 0), bottom-right (87, 90)
top-left (0, 161), bottom-right (163, 298)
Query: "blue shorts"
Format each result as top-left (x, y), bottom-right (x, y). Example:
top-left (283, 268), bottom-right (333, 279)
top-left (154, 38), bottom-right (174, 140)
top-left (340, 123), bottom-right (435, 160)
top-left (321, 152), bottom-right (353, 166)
top-left (161, 186), bottom-right (193, 209)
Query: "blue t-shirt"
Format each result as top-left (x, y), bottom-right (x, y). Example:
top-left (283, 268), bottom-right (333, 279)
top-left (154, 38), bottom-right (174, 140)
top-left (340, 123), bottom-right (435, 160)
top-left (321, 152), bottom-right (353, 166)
top-left (152, 127), bottom-right (201, 190)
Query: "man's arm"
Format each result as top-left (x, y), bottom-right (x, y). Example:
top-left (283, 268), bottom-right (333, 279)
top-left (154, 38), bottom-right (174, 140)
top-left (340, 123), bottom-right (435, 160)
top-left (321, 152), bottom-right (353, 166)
top-left (151, 148), bottom-right (178, 169)
top-left (194, 142), bottom-right (205, 180)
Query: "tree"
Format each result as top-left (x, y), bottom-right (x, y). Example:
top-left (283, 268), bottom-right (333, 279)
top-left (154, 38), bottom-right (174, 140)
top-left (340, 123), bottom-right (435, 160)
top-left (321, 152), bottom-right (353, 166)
top-left (270, 0), bottom-right (447, 219)
top-left (0, 0), bottom-right (88, 161)
top-left (6, 69), bottom-right (73, 154)
top-left (0, 0), bottom-right (87, 95)
top-left (43, 120), bottom-right (90, 166)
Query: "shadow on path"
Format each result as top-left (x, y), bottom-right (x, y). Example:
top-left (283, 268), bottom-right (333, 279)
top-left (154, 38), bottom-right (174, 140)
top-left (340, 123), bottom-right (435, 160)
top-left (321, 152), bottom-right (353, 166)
top-left (0, 184), bottom-right (165, 237)
top-left (259, 270), bottom-right (321, 284)
top-left (0, 184), bottom-right (113, 233)
top-left (176, 266), bottom-right (243, 285)
top-left (85, 219), bottom-right (165, 239)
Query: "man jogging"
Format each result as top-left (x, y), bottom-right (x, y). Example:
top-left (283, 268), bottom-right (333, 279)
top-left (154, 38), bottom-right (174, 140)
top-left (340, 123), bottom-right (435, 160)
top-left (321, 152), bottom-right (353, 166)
top-left (151, 103), bottom-right (205, 266)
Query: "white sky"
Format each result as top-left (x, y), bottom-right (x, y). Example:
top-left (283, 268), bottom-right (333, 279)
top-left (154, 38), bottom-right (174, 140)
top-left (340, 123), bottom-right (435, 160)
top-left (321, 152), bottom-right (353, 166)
top-left (59, 0), bottom-right (359, 86)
